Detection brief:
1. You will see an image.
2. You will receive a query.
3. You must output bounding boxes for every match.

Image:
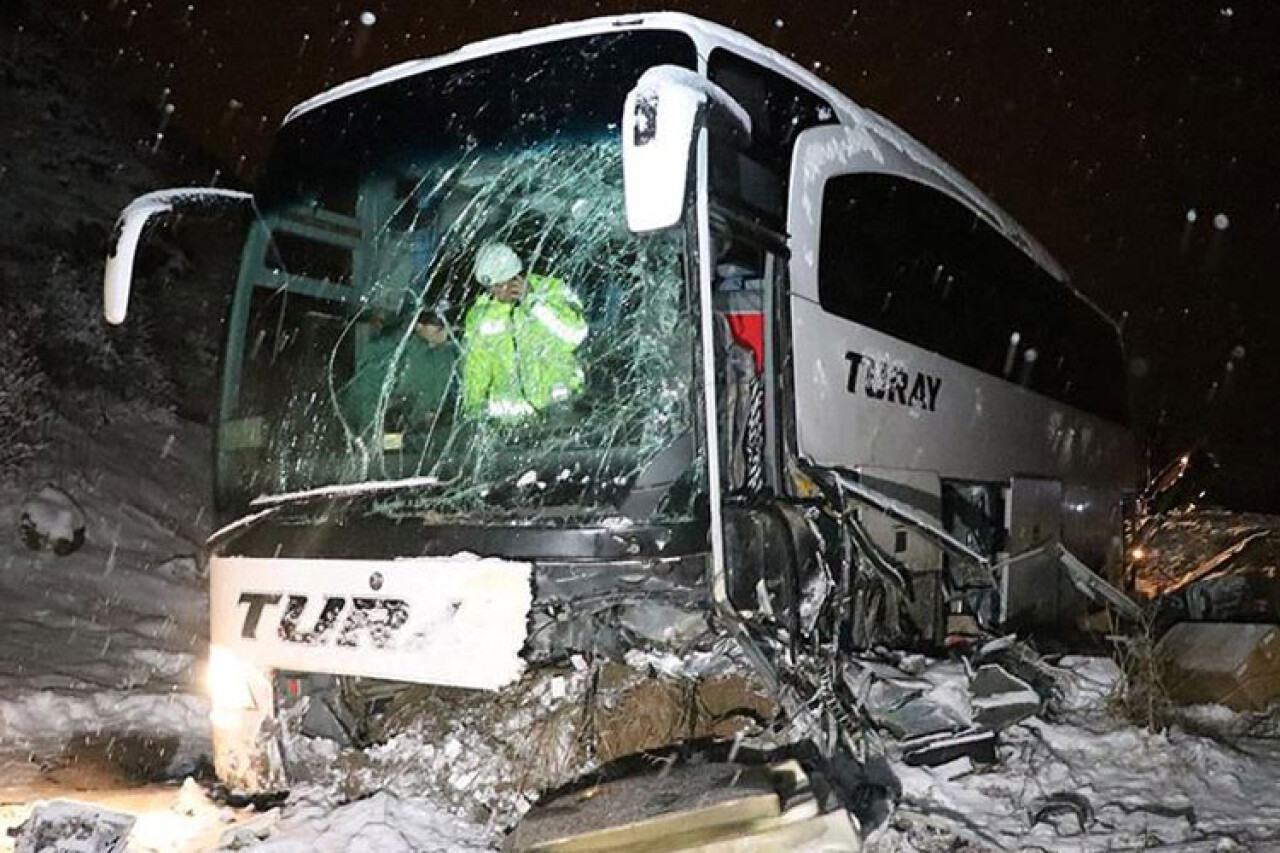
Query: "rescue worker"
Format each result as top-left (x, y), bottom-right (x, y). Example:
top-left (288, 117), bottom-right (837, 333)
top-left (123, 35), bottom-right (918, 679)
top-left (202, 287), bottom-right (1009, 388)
top-left (461, 243), bottom-right (588, 421)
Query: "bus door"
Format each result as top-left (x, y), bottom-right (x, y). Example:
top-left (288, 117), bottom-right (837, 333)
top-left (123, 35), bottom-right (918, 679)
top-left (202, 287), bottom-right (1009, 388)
top-left (711, 219), bottom-right (783, 497)
top-left (1001, 476), bottom-right (1066, 627)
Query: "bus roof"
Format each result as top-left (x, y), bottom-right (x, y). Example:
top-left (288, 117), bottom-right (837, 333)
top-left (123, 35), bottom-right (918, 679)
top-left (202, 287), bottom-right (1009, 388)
top-left (284, 12), bottom-right (1115, 331)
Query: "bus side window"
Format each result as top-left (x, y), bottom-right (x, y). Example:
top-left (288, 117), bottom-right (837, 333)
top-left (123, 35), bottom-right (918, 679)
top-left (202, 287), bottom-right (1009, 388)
top-left (707, 49), bottom-right (836, 226)
top-left (817, 173), bottom-right (1129, 426)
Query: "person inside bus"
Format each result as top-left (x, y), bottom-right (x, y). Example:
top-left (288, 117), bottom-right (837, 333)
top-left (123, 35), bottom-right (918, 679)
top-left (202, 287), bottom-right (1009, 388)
top-left (460, 242), bottom-right (588, 422)
top-left (342, 305), bottom-right (458, 433)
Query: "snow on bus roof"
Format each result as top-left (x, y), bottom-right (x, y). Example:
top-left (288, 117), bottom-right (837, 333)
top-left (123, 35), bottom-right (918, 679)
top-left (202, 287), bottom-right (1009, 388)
top-left (283, 12), bottom-right (1112, 330)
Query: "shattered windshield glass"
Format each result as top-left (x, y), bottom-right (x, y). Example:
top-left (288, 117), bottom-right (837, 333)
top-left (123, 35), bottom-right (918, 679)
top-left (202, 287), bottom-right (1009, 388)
top-left (216, 31), bottom-right (701, 524)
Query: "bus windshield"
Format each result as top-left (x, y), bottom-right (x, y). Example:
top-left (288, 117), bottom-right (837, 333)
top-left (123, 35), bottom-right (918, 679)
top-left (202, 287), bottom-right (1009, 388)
top-left (217, 30), bottom-right (701, 525)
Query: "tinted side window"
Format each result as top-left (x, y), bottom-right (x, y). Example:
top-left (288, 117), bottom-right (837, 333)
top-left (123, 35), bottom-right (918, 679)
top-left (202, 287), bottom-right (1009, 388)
top-left (708, 50), bottom-right (835, 224)
top-left (818, 174), bottom-right (1128, 425)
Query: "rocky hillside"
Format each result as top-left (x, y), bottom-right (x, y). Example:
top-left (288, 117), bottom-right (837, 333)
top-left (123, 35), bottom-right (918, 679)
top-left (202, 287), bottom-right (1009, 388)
top-left (0, 4), bottom-right (232, 475)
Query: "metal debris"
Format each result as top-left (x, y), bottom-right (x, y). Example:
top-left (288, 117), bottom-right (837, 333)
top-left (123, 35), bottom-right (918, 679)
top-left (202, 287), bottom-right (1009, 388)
top-left (1156, 622), bottom-right (1280, 712)
top-left (969, 664), bottom-right (1042, 731)
top-left (1029, 791), bottom-right (1093, 835)
top-left (900, 727), bottom-right (997, 768)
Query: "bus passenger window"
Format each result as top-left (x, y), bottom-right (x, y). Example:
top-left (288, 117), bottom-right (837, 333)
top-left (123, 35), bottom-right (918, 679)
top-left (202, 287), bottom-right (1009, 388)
top-left (818, 173), bottom-right (1129, 425)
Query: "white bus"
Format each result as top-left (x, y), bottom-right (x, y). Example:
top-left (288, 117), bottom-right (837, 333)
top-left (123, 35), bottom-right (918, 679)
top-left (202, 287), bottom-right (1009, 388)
top-left (105, 13), bottom-right (1136, 793)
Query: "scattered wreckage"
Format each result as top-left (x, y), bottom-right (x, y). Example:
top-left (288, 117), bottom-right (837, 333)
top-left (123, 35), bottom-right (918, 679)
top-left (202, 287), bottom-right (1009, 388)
top-left (9, 801), bottom-right (133, 853)
top-left (101, 12), bottom-right (1152, 848)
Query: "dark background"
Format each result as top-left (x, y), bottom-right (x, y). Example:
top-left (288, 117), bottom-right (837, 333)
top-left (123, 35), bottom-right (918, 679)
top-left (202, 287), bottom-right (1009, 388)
top-left (29, 0), bottom-right (1280, 507)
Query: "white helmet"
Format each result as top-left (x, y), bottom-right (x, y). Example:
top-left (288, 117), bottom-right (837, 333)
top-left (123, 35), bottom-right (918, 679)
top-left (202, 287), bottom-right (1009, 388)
top-left (473, 243), bottom-right (523, 288)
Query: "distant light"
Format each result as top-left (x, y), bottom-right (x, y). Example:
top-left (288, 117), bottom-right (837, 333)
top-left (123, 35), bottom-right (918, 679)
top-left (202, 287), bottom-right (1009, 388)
top-left (1213, 212), bottom-right (1230, 230)
top-left (1130, 547), bottom-right (1145, 561)
top-left (774, 18), bottom-right (785, 27)
top-left (1185, 208), bottom-right (1198, 223)
top-left (360, 10), bottom-right (377, 26)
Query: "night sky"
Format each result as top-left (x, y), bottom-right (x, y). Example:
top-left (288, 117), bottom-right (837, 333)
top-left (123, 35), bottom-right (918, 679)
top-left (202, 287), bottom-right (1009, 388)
top-left (42, 0), bottom-right (1280, 504)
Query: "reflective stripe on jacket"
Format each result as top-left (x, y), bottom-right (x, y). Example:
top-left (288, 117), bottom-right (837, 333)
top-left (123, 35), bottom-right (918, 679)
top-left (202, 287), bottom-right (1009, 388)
top-left (461, 274), bottom-right (588, 420)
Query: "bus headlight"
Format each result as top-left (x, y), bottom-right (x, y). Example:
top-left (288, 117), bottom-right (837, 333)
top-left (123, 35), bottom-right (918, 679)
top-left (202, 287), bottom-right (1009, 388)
top-left (206, 645), bottom-right (259, 711)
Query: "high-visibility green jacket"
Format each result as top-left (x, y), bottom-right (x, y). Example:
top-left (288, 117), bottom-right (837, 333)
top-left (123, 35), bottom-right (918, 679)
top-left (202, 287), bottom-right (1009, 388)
top-left (461, 274), bottom-right (588, 420)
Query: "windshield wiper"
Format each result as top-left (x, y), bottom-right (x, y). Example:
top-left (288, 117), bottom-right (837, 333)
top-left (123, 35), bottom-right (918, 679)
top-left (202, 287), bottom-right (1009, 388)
top-left (249, 475), bottom-right (448, 509)
top-left (208, 474), bottom-right (451, 548)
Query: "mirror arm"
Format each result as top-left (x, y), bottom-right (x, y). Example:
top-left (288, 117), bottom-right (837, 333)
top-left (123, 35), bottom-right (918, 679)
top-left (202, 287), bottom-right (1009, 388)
top-left (104, 188), bottom-right (252, 324)
top-left (632, 66), bottom-right (752, 144)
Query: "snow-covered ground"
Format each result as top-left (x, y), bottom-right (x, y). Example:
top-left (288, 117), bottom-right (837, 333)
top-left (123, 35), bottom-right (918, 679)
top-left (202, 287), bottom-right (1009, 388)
top-left (873, 656), bottom-right (1280, 851)
top-left (0, 410), bottom-right (501, 852)
top-left (210, 789), bottom-right (493, 853)
top-left (3, 412), bottom-right (1280, 852)
top-left (0, 409), bottom-right (223, 852)
top-left (0, 410), bottom-right (212, 793)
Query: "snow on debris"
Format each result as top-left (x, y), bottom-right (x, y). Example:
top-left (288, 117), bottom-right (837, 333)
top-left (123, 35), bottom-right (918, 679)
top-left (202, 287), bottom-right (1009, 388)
top-left (870, 655), bottom-right (1280, 851)
top-left (11, 800), bottom-right (134, 853)
top-left (281, 665), bottom-right (600, 831)
top-left (213, 789), bottom-right (491, 853)
top-left (18, 485), bottom-right (86, 556)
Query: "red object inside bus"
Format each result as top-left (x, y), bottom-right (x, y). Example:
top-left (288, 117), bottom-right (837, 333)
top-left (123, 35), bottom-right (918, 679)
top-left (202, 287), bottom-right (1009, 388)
top-left (725, 311), bottom-right (765, 373)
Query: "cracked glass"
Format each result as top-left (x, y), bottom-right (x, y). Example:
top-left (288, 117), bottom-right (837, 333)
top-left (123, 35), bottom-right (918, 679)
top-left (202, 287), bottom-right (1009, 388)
top-left (216, 30), bottom-right (702, 525)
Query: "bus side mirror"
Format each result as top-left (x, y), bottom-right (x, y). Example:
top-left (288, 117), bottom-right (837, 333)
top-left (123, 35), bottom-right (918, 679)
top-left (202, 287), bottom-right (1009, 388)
top-left (622, 66), bottom-right (751, 234)
top-left (104, 188), bottom-right (252, 324)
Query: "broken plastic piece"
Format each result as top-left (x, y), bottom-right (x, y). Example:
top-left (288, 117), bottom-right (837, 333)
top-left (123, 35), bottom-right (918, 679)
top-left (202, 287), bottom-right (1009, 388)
top-left (13, 801), bottom-right (135, 853)
top-left (1029, 791), bottom-right (1093, 835)
top-left (507, 760), bottom-right (860, 852)
top-left (1054, 544), bottom-right (1143, 621)
top-left (969, 664), bottom-right (1041, 731)
top-left (900, 727), bottom-right (997, 768)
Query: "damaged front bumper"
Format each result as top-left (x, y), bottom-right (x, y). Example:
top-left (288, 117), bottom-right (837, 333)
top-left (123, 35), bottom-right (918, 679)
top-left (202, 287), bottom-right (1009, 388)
top-left (205, 548), bottom-right (718, 794)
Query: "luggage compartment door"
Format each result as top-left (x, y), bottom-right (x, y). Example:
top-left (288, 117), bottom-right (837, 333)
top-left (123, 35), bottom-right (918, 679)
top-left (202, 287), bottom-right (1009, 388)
top-left (1000, 476), bottom-right (1064, 627)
